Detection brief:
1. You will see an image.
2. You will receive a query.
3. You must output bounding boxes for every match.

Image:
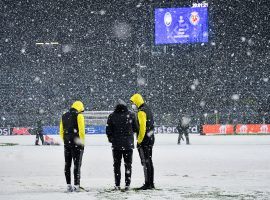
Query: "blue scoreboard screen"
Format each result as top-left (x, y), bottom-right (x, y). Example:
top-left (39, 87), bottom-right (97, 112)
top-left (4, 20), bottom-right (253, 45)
top-left (155, 7), bottom-right (209, 44)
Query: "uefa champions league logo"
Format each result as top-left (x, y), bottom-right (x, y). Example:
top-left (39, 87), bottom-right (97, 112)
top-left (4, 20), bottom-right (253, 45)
top-left (164, 12), bottom-right (172, 26)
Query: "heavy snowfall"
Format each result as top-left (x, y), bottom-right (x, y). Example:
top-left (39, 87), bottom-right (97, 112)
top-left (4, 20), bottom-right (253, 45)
top-left (0, 0), bottom-right (270, 199)
top-left (1, 0), bottom-right (269, 125)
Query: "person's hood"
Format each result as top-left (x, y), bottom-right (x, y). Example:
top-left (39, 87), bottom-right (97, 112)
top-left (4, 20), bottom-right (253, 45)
top-left (130, 93), bottom-right (144, 108)
top-left (37, 120), bottom-right (43, 126)
top-left (71, 101), bottom-right (84, 113)
top-left (117, 98), bottom-right (127, 107)
top-left (114, 104), bottom-right (128, 113)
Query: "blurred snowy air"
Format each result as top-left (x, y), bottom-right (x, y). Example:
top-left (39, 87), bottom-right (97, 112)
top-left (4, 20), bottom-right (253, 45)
top-left (0, 0), bottom-right (269, 126)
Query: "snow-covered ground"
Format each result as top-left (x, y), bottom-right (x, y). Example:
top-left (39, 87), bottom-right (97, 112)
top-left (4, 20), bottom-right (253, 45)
top-left (1, 134), bottom-right (270, 200)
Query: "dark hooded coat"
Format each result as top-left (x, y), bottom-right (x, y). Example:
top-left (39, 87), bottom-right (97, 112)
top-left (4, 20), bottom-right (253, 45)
top-left (106, 104), bottom-right (138, 150)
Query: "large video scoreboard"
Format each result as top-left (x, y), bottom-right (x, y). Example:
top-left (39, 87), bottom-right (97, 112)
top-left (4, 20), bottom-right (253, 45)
top-left (155, 3), bottom-right (209, 45)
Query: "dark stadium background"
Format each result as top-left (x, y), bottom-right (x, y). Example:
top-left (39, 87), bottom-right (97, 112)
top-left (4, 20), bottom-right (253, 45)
top-left (1, 0), bottom-right (269, 126)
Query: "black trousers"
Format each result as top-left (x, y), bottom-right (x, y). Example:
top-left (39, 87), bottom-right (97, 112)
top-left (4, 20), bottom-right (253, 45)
top-left (64, 143), bottom-right (84, 185)
top-left (178, 131), bottom-right (189, 144)
top-left (112, 149), bottom-right (133, 187)
top-left (35, 133), bottom-right (44, 145)
top-left (138, 146), bottom-right (154, 186)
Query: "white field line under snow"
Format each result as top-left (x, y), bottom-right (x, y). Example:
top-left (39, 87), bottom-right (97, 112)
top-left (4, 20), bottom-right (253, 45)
top-left (0, 134), bottom-right (270, 200)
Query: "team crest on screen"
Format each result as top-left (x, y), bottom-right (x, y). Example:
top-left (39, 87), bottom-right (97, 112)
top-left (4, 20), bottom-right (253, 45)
top-left (190, 12), bottom-right (200, 25)
top-left (164, 12), bottom-right (172, 26)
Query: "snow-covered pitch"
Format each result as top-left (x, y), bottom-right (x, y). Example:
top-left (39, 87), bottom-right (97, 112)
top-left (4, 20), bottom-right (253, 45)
top-left (0, 134), bottom-right (270, 200)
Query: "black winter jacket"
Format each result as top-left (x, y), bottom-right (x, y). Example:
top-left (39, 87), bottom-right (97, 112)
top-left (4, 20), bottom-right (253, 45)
top-left (106, 104), bottom-right (138, 150)
top-left (138, 103), bottom-right (155, 147)
top-left (61, 108), bottom-right (80, 144)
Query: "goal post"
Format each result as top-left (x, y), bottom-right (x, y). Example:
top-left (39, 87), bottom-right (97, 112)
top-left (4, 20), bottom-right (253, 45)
top-left (83, 111), bottom-right (113, 126)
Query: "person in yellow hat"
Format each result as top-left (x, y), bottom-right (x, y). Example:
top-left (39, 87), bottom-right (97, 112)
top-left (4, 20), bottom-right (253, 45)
top-left (59, 101), bottom-right (85, 192)
top-left (130, 93), bottom-right (155, 190)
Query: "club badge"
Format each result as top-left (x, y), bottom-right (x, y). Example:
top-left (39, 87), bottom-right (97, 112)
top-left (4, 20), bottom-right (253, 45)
top-left (190, 12), bottom-right (200, 25)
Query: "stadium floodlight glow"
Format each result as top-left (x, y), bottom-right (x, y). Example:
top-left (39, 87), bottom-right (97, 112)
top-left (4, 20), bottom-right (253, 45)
top-left (35, 42), bottom-right (60, 45)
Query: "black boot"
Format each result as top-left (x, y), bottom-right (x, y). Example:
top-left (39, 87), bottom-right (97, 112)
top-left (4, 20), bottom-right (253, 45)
top-left (149, 183), bottom-right (155, 189)
top-left (186, 136), bottom-right (190, 145)
top-left (35, 135), bottom-right (39, 145)
top-left (114, 186), bottom-right (121, 191)
top-left (136, 183), bottom-right (151, 190)
top-left (124, 185), bottom-right (130, 191)
top-left (177, 135), bottom-right (181, 145)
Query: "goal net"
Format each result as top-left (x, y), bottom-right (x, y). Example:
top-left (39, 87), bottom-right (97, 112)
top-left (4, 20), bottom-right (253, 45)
top-left (83, 111), bottom-right (113, 126)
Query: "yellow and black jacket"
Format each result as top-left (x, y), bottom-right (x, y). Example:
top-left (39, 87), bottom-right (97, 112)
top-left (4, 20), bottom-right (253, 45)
top-left (130, 94), bottom-right (155, 146)
top-left (59, 101), bottom-right (85, 146)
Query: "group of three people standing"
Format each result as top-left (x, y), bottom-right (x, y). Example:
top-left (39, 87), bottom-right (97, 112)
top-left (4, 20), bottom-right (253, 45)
top-left (59, 93), bottom-right (155, 192)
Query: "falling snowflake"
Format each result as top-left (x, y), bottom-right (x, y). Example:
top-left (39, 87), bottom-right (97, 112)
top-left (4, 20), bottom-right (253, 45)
top-left (21, 48), bottom-right (26, 54)
top-left (34, 77), bottom-right (40, 82)
top-left (137, 78), bottom-right (146, 86)
top-left (181, 116), bottom-right (191, 126)
top-left (193, 79), bottom-right (199, 86)
top-left (200, 101), bottom-right (206, 107)
top-left (248, 39), bottom-right (254, 46)
top-left (113, 22), bottom-right (131, 39)
top-left (62, 45), bottom-right (72, 53)
top-left (263, 78), bottom-right (269, 82)
top-left (231, 94), bottom-right (240, 101)
top-left (100, 10), bottom-right (106, 15)
top-left (39, 108), bottom-right (45, 114)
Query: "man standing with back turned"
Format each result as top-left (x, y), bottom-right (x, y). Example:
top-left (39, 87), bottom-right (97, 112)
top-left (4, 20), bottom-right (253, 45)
top-left (130, 93), bottom-right (155, 190)
top-left (59, 101), bottom-right (85, 192)
top-left (106, 99), bottom-right (138, 191)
